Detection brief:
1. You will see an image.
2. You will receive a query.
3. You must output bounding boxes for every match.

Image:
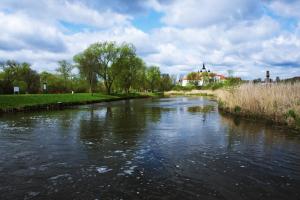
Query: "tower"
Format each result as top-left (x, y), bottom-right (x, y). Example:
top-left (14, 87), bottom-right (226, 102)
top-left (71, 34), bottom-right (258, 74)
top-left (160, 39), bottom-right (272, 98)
top-left (266, 71), bottom-right (270, 83)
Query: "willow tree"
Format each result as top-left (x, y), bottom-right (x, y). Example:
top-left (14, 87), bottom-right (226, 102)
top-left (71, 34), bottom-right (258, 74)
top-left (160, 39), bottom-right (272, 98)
top-left (115, 44), bottom-right (145, 93)
top-left (85, 41), bottom-right (124, 94)
top-left (73, 49), bottom-right (98, 94)
top-left (146, 66), bottom-right (161, 92)
top-left (56, 60), bottom-right (74, 90)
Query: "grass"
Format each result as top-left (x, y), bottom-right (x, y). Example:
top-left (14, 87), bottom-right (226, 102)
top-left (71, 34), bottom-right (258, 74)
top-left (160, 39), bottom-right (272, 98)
top-left (164, 89), bottom-right (216, 97)
top-left (216, 83), bottom-right (300, 130)
top-left (0, 92), bottom-right (153, 111)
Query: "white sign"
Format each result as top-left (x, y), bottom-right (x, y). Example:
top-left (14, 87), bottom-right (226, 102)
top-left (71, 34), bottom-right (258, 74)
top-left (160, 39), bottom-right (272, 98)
top-left (14, 86), bottom-right (19, 93)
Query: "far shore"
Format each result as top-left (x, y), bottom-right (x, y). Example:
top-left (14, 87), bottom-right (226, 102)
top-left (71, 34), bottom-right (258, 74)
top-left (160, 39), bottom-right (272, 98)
top-left (166, 84), bottom-right (300, 132)
top-left (164, 89), bottom-right (217, 96)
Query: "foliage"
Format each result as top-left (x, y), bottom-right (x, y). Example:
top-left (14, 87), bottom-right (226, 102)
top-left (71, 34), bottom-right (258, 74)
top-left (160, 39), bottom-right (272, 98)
top-left (0, 61), bottom-right (40, 94)
top-left (172, 84), bottom-right (197, 91)
top-left (146, 66), bottom-right (161, 92)
top-left (186, 72), bottom-right (200, 86)
top-left (0, 41), bottom-right (173, 95)
top-left (159, 74), bottom-right (174, 91)
top-left (73, 49), bottom-right (98, 93)
top-left (202, 77), bottom-right (242, 90)
top-left (114, 45), bottom-right (146, 93)
top-left (56, 60), bottom-right (74, 91)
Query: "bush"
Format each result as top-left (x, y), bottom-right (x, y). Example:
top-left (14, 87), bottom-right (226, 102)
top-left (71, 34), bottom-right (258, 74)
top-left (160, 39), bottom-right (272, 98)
top-left (173, 85), bottom-right (198, 91)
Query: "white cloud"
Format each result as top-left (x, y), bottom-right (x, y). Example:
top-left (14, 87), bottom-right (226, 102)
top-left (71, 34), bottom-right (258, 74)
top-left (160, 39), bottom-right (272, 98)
top-left (0, 0), bottom-right (131, 28)
top-left (0, 0), bottom-right (300, 79)
top-left (0, 12), bottom-right (66, 52)
top-left (158, 0), bottom-right (262, 28)
top-left (268, 0), bottom-right (300, 19)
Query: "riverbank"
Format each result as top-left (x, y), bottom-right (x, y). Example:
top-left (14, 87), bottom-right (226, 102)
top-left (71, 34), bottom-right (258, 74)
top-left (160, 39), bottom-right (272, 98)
top-left (164, 89), bottom-right (216, 97)
top-left (165, 83), bottom-right (300, 131)
top-left (0, 93), bottom-right (154, 113)
top-left (217, 83), bottom-right (300, 131)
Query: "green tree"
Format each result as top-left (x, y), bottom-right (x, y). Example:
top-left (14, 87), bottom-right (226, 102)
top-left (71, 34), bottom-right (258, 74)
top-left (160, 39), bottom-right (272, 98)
top-left (56, 60), bottom-right (74, 90)
top-left (187, 72), bottom-right (200, 86)
top-left (74, 50), bottom-right (98, 94)
top-left (115, 45), bottom-right (145, 93)
top-left (40, 71), bottom-right (65, 93)
top-left (160, 74), bottom-right (174, 91)
top-left (17, 63), bottom-right (40, 93)
top-left (0, 61), bottom-right (40, 93)
top-left (146, 66), bottom-right (161, 92)
top-left (90, 41), bottom-right (123, 94)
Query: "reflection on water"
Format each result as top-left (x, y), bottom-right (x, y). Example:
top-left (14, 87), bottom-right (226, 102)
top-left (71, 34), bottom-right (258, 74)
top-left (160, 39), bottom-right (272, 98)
top-left (187, 105), bottom-right (215, 113)
top-left (0, 97), bottom-right (300, 200)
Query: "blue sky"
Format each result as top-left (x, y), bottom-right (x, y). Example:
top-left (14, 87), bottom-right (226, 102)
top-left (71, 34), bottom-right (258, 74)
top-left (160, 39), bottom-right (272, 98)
top-left (0, 0), bottom-right (300, 79)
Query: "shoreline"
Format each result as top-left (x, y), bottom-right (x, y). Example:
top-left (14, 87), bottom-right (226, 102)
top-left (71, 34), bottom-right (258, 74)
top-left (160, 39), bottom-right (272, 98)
top-left (0, 93), bottom-right (152, 114)
top-left (218, 105), bottom-right (300, 132)
top-left (165, 89), bottom-right (300, 132)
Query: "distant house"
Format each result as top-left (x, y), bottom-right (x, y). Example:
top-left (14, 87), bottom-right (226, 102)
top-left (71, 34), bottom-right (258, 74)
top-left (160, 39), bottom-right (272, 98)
top-left (179, 64), bottom-right (226, 86)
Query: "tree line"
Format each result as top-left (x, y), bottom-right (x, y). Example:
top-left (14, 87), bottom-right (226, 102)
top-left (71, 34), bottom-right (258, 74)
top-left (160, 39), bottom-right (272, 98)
top-left (0, 41), bottom-right (174, 94)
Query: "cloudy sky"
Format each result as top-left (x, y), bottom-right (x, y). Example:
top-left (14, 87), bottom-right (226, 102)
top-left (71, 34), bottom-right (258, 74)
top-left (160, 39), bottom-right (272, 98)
top-left (1, 0), bottom-right (300, 79)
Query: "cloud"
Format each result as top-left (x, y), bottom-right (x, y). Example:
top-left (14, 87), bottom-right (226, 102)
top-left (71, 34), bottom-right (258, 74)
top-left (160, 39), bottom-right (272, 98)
top-left (0, 0), bottom-right (300, 79)
top-left (0, 0), bottom-right (131, 28)
top-left (157, 0), bottom-right (263, 28)
top-left (0, 12), bottom-right (66, 52)
top-left (268, 0), bottom-right (300, 19)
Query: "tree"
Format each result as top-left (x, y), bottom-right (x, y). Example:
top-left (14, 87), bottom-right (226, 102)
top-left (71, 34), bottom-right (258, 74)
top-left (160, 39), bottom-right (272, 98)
top-left (160, 74), bottom-right (174, 91)
top-left (0, 61), bottom-right (40, 93)
top-left (115, 45), bottom-right (145, 93)
top-left (74, 50), bottom-right (98, 94)
top-left (227, 70), bottom-right (234, 77)
top-left (91, 41), bottom-right (123, 94)
top-left (146, 66), bottom-right (161, 92)
top-left (17, 63), bottom-right (40, 93)
top-left (56, 60), bottom-right (73, 90)
top-left (187, 72), bottom-right (200, 86)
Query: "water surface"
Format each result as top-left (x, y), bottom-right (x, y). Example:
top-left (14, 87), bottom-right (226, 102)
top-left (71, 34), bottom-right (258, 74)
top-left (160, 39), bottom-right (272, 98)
top-left (0, 97), bottom-right (300, 200)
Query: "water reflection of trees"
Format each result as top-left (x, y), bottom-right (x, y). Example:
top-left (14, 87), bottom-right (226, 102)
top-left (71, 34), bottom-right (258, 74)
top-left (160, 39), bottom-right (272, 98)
top-left (78, 99), bottom-right (163, 145)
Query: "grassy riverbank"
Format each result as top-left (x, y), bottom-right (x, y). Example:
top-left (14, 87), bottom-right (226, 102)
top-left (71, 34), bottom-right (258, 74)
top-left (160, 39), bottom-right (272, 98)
top-left (0, 92), bottom-right (153, 112)
top-left (217, 83), bottom-right (300, 130)
top-left (164, 89), bottom-right (215, 96)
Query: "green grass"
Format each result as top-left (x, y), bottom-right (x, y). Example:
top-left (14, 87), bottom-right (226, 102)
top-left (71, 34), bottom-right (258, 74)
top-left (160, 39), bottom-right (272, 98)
top-left (0, 93), bottom-right (120, 109)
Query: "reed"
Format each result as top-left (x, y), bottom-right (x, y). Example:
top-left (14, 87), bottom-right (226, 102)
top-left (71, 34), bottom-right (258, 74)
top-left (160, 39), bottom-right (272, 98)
top-left (217, 83), bottom-right (300, 129)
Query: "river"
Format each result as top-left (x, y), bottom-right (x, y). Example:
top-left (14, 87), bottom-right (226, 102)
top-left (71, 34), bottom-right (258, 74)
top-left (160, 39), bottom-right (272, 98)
top-left (0, 97), bottom-right (300, 200)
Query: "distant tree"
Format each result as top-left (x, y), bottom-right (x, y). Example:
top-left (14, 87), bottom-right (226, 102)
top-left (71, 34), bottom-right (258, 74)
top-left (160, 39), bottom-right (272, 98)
top-left (146, 66), bottom-right (161, 92)
top-left (73, 50), bottom-right (98, 94)
top-left (0, 61), bottom-right (40, 93)
top-left (227, 70), bottom-right (234, 77)
top-left (132, 63), bottom-right (147, 92)
top-left (115, 45), bottom-right (145, 93)
top-left (17, 63), bottom-right (40, 93)
top-left (40, 71), bottom-right (65, 93)
top-left (253, 78), bottom-right (262, 84)
top-left (90, 42), bottom-right (123, 94)
top-left (160, 74), bottom-right (174, 91)
top-left (187, 72), bottom-right (200, 86)
top-left (56, 60), bottom-right (74, 90)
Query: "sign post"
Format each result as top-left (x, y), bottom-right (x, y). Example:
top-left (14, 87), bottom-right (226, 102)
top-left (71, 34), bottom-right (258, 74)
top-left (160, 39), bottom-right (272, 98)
top-left (43, 82), bottom-right (47, 93)
top-left (13, 86), bottom-right (19, 94)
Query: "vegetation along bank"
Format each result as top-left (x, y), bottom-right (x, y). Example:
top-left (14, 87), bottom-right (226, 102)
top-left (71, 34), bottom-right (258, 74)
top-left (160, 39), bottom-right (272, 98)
top-left (217, 83), bottom-right (300, 131)
top-left (0, 93), bottom-right (156, 113)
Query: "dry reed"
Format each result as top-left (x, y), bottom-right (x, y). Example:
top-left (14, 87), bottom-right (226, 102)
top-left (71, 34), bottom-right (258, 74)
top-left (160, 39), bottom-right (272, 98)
top-left (216, 82), bottom-right (300, 129)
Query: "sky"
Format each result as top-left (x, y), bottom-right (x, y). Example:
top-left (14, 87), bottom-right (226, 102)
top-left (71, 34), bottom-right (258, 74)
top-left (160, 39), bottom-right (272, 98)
top-left (0, 0), bottom-right (300, 80)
